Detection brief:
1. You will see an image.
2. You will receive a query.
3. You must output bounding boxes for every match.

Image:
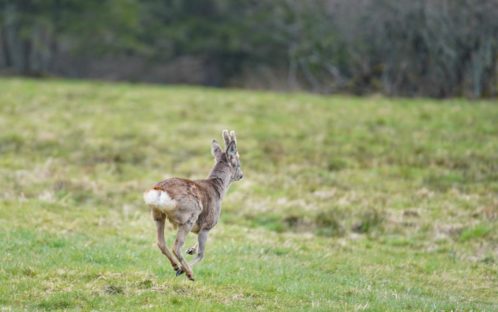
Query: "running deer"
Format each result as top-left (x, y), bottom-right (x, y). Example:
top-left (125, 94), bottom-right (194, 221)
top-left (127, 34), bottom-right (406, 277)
top-left (143, 130), bottom-right (243, 280)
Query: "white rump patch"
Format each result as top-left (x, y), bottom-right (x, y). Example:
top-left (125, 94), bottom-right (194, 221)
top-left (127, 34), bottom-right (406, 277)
top-left (143, 189), bottom-right (177, 211)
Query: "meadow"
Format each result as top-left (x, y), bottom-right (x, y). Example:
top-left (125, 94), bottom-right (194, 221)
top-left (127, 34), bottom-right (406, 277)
top-left (0, 78), bottom-right (497, 311)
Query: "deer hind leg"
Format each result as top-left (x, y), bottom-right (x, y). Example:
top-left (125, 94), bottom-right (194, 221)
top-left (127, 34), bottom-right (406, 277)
top-left (173, 223), bottom-right (195, 280)
top-left (155, 217), bottom-right (180, 272)
top-left (190, 229), bottom-right (208, 268)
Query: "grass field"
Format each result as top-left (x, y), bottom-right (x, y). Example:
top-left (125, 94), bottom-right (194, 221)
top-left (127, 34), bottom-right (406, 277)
top-left (0, 78), bottom-right (497, 311)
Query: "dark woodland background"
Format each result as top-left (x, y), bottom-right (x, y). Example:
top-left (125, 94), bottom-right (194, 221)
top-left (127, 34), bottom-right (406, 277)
top-left (0, 0), bottom-right (497, 98)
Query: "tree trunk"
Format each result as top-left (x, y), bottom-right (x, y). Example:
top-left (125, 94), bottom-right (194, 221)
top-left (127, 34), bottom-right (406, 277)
top-left (21, 38), bottom-right (32, 75)
top-left (1, 26), bottom-right (12, 67)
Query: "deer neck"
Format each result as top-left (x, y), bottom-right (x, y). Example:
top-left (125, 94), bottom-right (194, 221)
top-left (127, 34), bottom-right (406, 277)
top-left (207, 161), bottom-right (232, 199)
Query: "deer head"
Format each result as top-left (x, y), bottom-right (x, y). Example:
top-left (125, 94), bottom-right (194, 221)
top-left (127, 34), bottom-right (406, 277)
top-left (211, 129), bottom-right (243, 182)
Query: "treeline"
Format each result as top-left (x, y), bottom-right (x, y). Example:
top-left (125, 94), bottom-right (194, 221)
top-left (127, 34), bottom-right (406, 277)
top-left (0, 0), bottom-right (497, 98)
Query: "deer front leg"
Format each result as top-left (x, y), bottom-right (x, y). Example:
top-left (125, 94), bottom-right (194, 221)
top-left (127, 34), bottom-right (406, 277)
top-left (190, 230), bottom-right (208, 267)
top-left (155, 218), bottom-right (181, 272)
top-left (186, 243), bottom-right (198, 255)
top-left (173, 224), bottom-right (195, 280)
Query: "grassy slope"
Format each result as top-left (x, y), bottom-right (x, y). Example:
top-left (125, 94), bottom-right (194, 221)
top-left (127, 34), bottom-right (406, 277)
top-left (0, 78), bottom-right (497, 311)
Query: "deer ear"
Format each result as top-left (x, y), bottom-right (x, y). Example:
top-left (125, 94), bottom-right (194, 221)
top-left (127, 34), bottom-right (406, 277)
top-left (211, 139), bottom-right (222, 160)
top-left (226, 141), bottom-right (237, 158)
top-left (229, 130), bottom-right (237, 145)
top-left (222, 129), bottom-right (231, 147)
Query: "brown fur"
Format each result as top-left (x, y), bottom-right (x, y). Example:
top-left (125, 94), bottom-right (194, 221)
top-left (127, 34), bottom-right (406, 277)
top-left (152, 178), bottom-right (219, 233)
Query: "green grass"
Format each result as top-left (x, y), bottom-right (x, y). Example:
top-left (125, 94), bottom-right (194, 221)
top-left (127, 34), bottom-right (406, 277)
top-left (0, 78), bottom-right (497, 311)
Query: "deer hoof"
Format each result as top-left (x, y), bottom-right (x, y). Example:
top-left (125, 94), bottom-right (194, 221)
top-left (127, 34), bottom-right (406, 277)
top-left (186, 247), bottom-right (196, 255)
top-left (187, 273), bottom-right (195, 281)
top-left (176, 268), bottom-right (184, 276)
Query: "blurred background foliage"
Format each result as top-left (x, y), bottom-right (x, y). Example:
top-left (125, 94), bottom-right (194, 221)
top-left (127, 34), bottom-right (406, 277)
top-left (0, 0), bottom-right (497, 98)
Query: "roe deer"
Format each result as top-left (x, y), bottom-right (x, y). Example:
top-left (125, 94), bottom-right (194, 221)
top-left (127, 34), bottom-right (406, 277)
top-left (143, 130), bottom-right (243, 280)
